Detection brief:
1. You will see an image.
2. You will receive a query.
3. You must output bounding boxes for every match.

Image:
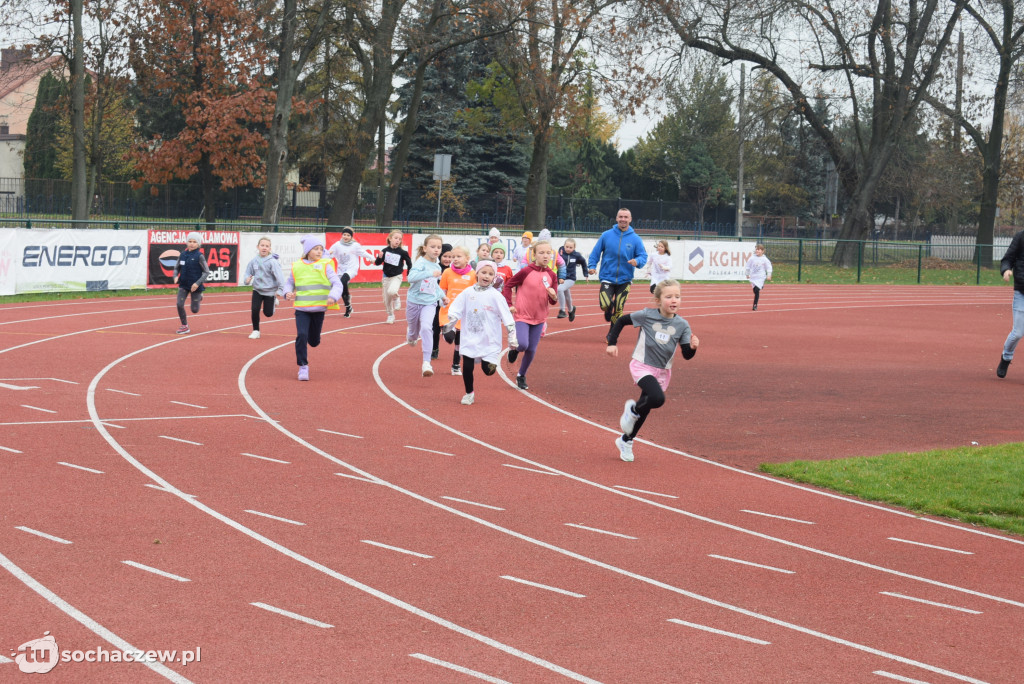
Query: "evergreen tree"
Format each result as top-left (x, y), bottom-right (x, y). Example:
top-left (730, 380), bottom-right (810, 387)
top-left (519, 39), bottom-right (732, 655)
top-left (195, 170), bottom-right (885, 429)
top-left (23, 72), bottom-right (66, 180)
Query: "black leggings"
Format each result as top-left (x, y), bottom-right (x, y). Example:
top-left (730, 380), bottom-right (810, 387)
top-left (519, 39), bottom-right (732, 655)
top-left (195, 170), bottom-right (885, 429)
top-left (452, 330), bottom-right (461, 366)
top-left (752, 285), bottom-right (761, 306)
top-left (340, 273), bottom-right (351, 307)
top-left (176, 287), bottom-right (203, 324)
top-left (460, 354), bottom-right (497, 394)
top-left (251, 292), bottom-right (276, 330)
top-left (625, 375), bottom-right (666, 442)
top-left (599, 282), bottom-right (631, 323)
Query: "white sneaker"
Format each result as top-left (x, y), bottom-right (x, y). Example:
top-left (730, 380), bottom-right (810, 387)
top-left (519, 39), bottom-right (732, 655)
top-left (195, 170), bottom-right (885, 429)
top-left (386, 314), bottom-right (395, 324)
top-left (407, 336), bottom-right (418, 346)
top-left (619, 399), bottom-right (638, 435)
top-left (461, 392), bottom-right (474, 405)
top-left (248, 330), bottom-right (261, 339)
top-left (422, 362), bottom-right (433, 377)
top-left (393, 296), bottom-right (401, 310)
top-left (615, 436), bottom-right (634, 462)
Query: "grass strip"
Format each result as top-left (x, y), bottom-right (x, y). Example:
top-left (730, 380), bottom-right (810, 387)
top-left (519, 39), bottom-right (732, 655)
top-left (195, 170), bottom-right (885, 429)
top-left (760, 444), bottom-right (1024, 537)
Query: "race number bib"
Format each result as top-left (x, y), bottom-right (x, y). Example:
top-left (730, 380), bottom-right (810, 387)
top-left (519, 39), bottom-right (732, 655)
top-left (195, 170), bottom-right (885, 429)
top-left (384, 252), bottom-right (401, 266)
top-left (418, 278), bottom-right (436, 294)
top-left (655, 331), bottom-right (671, 344)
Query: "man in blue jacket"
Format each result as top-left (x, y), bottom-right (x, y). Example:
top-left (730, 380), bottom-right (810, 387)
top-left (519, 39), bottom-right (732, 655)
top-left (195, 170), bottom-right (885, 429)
top-left (588, 208), bottom-right (648, 325)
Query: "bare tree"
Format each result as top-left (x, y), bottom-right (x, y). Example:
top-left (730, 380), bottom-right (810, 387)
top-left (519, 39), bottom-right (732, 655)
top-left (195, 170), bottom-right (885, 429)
top-left (648, 0), bottom-right (968, 266)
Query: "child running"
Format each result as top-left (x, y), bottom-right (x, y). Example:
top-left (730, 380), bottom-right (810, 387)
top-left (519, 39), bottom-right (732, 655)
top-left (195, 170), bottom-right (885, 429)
top-left (647, 240), bottom-right (673, 294)
top-left (606, 279), bottom-right (699, 462)
top-left (243, 237), bottom-right (285, 339)
top-left (430, 243), bottom-right (454, 360)
top-left (442, 260), bottom-right (518, 405)
top-left (407, 235), bottom-right (446, 377)
top-left (327, 226), bottom-right (374, 317)
top-left (283, 235), bottom-right (342, 381)
top-left (471, 242), bottom-right (491, 268)
top-left (503, 239), bottom-right (558, 390)
top-left (439, 246), bottom-right (477, 376)
top-left (557, 238), bottom-right (589, 321)
top-left (374, 229), bottom-right (412, 324)
top-left (173, 231), bottom-right (210, 334)
top-left (490, 245), bottom-right (514, 292)
top-left (745, 243), bottom-right (773, 311)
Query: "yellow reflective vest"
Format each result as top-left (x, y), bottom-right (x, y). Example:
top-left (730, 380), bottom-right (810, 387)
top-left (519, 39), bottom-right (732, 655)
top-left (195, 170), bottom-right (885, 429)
top-left (291, 258), bottom-right (339, 309)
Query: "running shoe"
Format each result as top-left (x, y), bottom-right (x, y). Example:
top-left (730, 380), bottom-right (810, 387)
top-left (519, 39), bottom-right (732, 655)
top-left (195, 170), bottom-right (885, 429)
top-left (451, 365), bottom-right (462, 376)
top-left (568, 306), bottom-right (576, 322)
top-left (619, 399), bottom-right (638, 435)
top-left (516, 375), bottom-right (528, 390)
top-left (422, 362), bottom-right (433, 377)
top-left (297, 365), bottom-right (309, 381)
top-left (615, 436), bottom-right (634, 462)
top-left (248, 330), bottom-right (261, 339)
top-left (461, 392), bottom-right (474, 405)
top-left (997, 357), bottom-right (1011, 378)
top-left (507, 348), bottom-right (519, 364)
top-left (176, 325), bottom-right (190, 334)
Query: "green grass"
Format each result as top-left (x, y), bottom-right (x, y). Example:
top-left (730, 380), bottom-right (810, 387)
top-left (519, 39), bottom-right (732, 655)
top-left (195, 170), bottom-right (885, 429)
top-left (766, 262), bottom-right (1006, 286)
top-left (760, 444), bottom-right (1024, 536)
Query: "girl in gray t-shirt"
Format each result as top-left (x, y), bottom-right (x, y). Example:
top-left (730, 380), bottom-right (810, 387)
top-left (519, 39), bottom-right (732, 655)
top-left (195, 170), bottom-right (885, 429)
top-left (605, 279), bottom-right (699, 462)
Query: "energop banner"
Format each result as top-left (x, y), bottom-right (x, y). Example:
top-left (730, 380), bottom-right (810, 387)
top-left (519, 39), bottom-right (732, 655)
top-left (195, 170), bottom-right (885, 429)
top-left (13, 229), bottom-right (148, 293)
top-left (148, 230), bottom-right (239, 288)
top-left (681, 240), bottom-right (754, 281)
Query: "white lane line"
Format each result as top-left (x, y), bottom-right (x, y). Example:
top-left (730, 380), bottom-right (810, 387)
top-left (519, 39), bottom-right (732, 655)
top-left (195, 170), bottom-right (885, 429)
top-left (103, 423), bottom-right (126, 429)
top-left (121, 560), bottom-right (190, 582)
top-left (318, 428), bottom-right (363, 439)
top-left (244, 510), bottom-right (305, 526)
top-left (405, 445), bottom-right (454, 456)
top-left (874, 671), bottom-right (933, 684)
top-left (106, 388), bottom-right (141, 396)
top-left (564, 523), bottom-right (637, 540)
top-left (741, 509), bottom-right (816, 525)
top-left (501, 464), bottom-right (560, 476)
top-left (158, 435), bottom-right (203, 446)
top-left (613, 485), bottom-right (678, 498)
top-left (500, 576), bottom-right (585, 598)
top-left (250, 602), bottom-right (333, 628)
top-left (170, 401), bottom-right (207, 409)
top-left (441, 497), bottom-right (505, 511)
top-left (0, 414), bottom-right (257, 427)
top-left (144, 484), bottom-right (196, 498)
top-left (335, 472), bottom-right (381, 484)
top-left (888, 538), bottom-right (973, 555)
top-left (0, 445), bottom-right (23, 453)
top-left (667, 619), bottom-right (771, 645)
top-left (0, 654), bottom-right (12, 663)
top-left (242, 452), bottom-right (290, 464)
top-left (0, 382), bottom-right (37, 390)
top-left (361, 540), bottom-right (433, 559)
top-left (21, 404), bottom-right (56, 413)
top-left (0, 551), bottom-right (192, 683)
top-left (409, 653), bottom-right (511, 683)
top-left (57, 462), bottom-right (104, 474)
top-left (15, 526), bottom-right (73, 544)
top-left (708, 554), bottom-right (795, 574)
top-left (879, 592), bottom-right (982, 615)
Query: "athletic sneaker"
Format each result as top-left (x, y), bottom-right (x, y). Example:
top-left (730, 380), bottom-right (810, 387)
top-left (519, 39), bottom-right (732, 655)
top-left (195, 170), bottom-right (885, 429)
top-left (619, 399), bottom-right (639, 435)
top-left (482, 361), bottom-right (497, 376)
top-left (997, 357), bottom-right (1011, 378)
top-left (176, 325), bottom-right (190, 334)
top-left (394, 296), bottom-right (401, 310)
top-left (615, 436), bottom-right (634, 462)
top-left (507, 348), bottom-right (519, 364)
top-left (461, 392), bottom-right (475, 405)
top-left (422, 362), bottom-right (433, 377)
top-left (451, 364), bottom-right (462, 376)
top-left (407, 336), bottom-right (418, 346)
top-left (344, 305), bottom-right (353, 318)
top-left (557, 310), bottom-right (567, 319)
top-left (297, 365), bottom-right (309, 381)
top-left (753, 304), bottom-right (757, 311)
top-left (568, 306), bottom-right (576, 322)
top-left (248, 330), bottom-right (261, 339)
top-left (516, 375), bottom-right (528, 390)
top-left (386, 314), bottom-right (395, 324)
top-left (431, 348), bottom-right (439, 360)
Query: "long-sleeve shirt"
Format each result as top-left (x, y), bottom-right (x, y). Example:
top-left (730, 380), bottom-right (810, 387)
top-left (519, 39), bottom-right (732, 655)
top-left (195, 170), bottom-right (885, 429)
top-left (406, 256), bottom-right (444, 306)
top-left (607, 310), bottom-right (696, 369)
top-left (173, 248), bottom-right (210, 289)
top-left (559, 248), bottom-right (589, 281)
top-left (745, 254), bottom-right (773, 288)
top-left (328, 240), bottom-right (374, 279)
top-left (445, 285), bottom-right (515, 364)
top-left (374, 246), bottom-right (412, 278)
top-left (244, 254), bottom-right (285, 296)
top-left (502, 263), bottom-right (558, 324)
top-left (1000, 230), bottom-right (1024, 293)
top-left (648, 252), bottom-right (673, 284)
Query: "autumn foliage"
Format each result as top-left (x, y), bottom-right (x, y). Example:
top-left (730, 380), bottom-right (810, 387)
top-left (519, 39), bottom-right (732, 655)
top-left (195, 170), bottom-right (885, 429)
top-left (130, 0), bottom-right (273, 193)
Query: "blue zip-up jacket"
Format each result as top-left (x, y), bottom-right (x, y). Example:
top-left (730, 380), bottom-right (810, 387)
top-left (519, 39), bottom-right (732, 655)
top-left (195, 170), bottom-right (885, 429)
top-left (587, 225), bottom-right (648, 285)
top-left (174, 248), bottom-right (210, 291)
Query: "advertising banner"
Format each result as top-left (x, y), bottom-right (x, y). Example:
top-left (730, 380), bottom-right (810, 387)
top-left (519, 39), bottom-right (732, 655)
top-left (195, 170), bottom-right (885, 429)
top-left (148, 229), bottom-right (239, 288)
top-left (14, 229), bottom-right (148, 293)
top-left (680, 240), bottom-right (754, 281)
top-left (325, 231), bottom-right (413, 283)
top-left (0, 228), bottom-right (16, 295)
top-left (237, 232), bottom-right (314, 285)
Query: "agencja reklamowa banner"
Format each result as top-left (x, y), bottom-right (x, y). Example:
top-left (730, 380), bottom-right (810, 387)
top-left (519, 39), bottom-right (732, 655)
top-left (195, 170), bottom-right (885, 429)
top-left (148, 230), bottom-right (239, 288)
top-left (13, 229), bottom-right (148, 293)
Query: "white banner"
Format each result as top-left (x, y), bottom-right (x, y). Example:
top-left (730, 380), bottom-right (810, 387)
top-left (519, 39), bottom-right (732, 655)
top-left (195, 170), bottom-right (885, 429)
top-left (680, 240), bottom-right (754, 281)
top-left (15, 229), bottom-right (148, 293)
top-left (237, 232), bottom-right (309, 285)
top-left (0, 228), bottom-right (16, 296)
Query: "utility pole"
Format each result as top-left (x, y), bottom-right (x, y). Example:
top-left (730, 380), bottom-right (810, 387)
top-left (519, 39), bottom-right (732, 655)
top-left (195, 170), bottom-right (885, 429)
top-left (433, 153), bottom-right (451, 231)
top-left (735, 64), bottom-right (746, 237)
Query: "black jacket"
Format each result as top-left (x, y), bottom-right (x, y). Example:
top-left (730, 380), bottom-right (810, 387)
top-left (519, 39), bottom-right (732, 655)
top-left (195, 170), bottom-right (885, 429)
top-left (1000, 231), bottom-right (1024, 293)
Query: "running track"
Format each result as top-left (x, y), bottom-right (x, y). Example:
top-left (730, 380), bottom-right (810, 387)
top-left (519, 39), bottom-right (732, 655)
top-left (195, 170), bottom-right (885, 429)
top-left (1, 283), bottom-right (1022, 683)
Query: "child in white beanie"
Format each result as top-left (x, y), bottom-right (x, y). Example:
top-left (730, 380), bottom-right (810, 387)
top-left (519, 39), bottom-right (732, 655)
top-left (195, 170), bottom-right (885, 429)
top-left (172, 231), bottom-right (210, 334)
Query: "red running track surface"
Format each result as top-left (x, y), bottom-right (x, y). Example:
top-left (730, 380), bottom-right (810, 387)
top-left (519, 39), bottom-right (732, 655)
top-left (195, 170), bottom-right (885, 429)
top-left (1, 283), bottom-right (1021, 683)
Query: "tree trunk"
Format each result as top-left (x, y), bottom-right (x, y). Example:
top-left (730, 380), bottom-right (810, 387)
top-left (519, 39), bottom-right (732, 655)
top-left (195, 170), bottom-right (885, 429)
top-left (70, 0), bottom-right (88, 221)
top-left (325, 119), bottom-right (379, 226)
top-left (382, 61), bottom-right (429, 227)
top-left (523, 123), bottom-right (551, 233)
